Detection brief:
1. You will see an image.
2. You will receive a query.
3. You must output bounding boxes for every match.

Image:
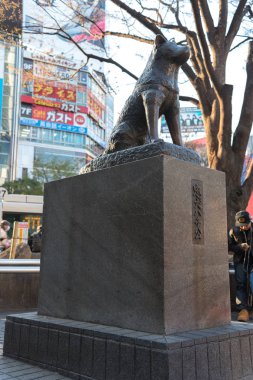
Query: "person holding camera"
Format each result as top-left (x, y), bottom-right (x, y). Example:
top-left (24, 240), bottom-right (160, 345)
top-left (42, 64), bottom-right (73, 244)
top-left (228, 210), bottom-right (253, 321)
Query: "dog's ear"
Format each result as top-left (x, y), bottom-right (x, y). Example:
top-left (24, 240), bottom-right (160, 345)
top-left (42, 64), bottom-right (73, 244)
top-left (155, 34), bottom-right (166, 47)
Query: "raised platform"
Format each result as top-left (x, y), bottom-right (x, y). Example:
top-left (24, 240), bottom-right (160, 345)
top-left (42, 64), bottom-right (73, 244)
top-left (4, 312), bottom-right (253, 380)
top-left (80, 140), bottom-right (201, 173)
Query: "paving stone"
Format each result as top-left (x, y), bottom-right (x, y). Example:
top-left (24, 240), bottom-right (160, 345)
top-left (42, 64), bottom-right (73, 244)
top-left (19, 323), bottom-right (30, 359)
top-left (0, 314), bottom-right (72, 379)
top-left (207, 341), bottom-right (221, 380)
top-left (105, 340), bottom-right (120, 380)
top-left (92, 337), bottom-right (106, 380)
top-left (80, 335), bottom-right (93, 377)
top-left (219, 340), bottom-right (232, 380)
top-left (38, 326), bottom-right (49, 364)
top-left (240, 335), bottom-right (253, 377)
top-left (135, 345), bottom-right (151, 380)
top-left (195, 344), bottom-right (208, 380)
top-left (68, 333), bottom-right (81, 374)
top-left (231, 338), bottom-right (243, 379)
top-left (151, 349), bottom-right (168, 380)
top-left (119, 342), bottom-right (135, 380)
top-left (182, 346), bottom-right (196, 380)
top-left (57, 331), bottom-right (69, 370)
top-left (168, 348), bottom-right (183, 380)
top-left (47, 328), bottom-right (59, 367)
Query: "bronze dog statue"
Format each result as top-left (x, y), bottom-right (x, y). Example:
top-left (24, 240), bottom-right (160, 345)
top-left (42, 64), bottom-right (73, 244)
top-left (105, 35), bottom-right (190, 154)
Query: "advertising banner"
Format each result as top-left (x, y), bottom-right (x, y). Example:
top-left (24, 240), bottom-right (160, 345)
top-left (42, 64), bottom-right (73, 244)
top-left (32, 105), bottom-right (86, 127)
top-left (22, 58), bottom-right (34, 94)
top-left (60, 0), bottom-right (105, 47)
top-left (161, 107), bottom-right (204, 135)
top-left (33, 61), bottom-right (76, 81)
top-left (0, 0), bottom-right (22, 36)
top-left (87, 93), bottom-right (105, 125)
top-left (21, 95), bottom-right (88, 113)
top-left (20, 117), bottom-right (87, 135)
top-left (34, 81), bottom-right (76, 102)
top-left (0, 43), bottom-right (5, 130)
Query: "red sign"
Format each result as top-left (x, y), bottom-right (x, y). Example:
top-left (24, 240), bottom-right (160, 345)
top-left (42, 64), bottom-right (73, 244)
top-left (31, 105), bottom-right (86, 126)
top-left (34, 81), bottom-right (76, 102)
top-left (21, 95), bottom-right (88, 114)
top-left (75, 114), bottom-right (85, 125)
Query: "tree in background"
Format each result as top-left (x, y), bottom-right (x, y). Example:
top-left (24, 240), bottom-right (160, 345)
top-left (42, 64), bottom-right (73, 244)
top-left (4, 158), bottom-right (79, 195)
top-left (106, 0), bottom-right (253, 227)
top-left (4, 178), bottom-right (43, 195)
top-left (33, 157), bottom-right (79, 183)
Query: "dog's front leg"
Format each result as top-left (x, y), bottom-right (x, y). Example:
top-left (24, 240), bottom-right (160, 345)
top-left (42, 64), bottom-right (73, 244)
top-left (164, 100), bottom-right (183, 146)
top-left (142, 90), bottom-right (165, 141)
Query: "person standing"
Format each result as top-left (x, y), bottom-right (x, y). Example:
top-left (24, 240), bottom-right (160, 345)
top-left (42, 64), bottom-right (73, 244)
top-left (28, 225), bottom-right (42, 253)
top-left (228, 210), bottom-right (253, 321)
top-left (0, 220), bottom-right (11, 252)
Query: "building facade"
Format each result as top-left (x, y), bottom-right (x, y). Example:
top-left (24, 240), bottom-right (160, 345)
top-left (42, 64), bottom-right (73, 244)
top-left (18, 51), bottom-right (109, 178)
top-left (0, 0), bottom-right (114, 183)
top-left (0, 39), bottom-right (21, 184)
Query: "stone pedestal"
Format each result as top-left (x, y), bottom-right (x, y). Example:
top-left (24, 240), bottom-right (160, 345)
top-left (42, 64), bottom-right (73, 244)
top-left (4, 312), bottom-right (253, 380)
top-left (38, 155), bottom-right (230, 335)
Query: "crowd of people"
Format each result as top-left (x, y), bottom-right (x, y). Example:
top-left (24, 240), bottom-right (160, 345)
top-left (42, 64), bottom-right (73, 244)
top-left (0, 221), bottom-right (42, 258)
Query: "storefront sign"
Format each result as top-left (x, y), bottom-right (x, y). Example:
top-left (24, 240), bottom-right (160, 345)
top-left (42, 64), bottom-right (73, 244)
top-left (20, 117), bottom-right (87, 135)
top-left (10, 221), bottom-right (29, 259)
top-left (30, 105), bottom-right (86, 127)
top-left (34, 81), bottom-right (76, 102)
top-left (21, 95), bottom-right (88, 114)
top-left (33, 61), bottom-right (76, 81)
top-left (21, 104), bottom-right (32, 117)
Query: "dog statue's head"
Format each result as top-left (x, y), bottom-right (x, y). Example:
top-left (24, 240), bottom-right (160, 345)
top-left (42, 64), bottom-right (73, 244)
top-left (154, 35), bottom-right (190, 65)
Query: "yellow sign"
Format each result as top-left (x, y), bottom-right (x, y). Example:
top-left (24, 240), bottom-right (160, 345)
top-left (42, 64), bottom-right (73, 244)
top-left (9, 221), bottom-right (29, 259)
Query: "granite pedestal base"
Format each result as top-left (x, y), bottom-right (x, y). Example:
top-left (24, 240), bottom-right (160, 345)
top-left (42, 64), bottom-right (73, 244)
top-left (4, 312), bottom-right (253, 380)
top-left (38, 155), bottom-right (230, 335)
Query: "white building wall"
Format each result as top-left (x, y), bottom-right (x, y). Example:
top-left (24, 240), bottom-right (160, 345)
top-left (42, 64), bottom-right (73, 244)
top-left (16, 143), bottom-right (35, 178)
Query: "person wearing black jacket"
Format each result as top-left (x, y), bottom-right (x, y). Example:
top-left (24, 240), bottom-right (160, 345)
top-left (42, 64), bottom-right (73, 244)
top-left (228, 210), bottom-right (253, 322)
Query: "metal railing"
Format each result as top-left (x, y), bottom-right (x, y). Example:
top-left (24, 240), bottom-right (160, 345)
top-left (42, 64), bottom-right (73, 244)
top-left (0, 259), bottom-right (40, 273)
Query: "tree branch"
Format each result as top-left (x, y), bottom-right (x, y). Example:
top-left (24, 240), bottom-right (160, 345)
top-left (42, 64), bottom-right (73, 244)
top-left (181, 62), bottom-right (211, 115)
top-left (179, 95), bottom-right (199, 106)
top-left (217, 84), bottom-right (233, 168)
top-left (233, 41), bottom-right (253, 164)
top-left (198, 0), bottom-right (215, 44)
top-left (190, 0), bottom-right (222, 94)
top-left (225, 0), bottom-right (248, 52)
top-left (242, 159), bottom-right (253, 205)
top-left (110, 0), bottom-right (163, 36)
top-left (104, 31), bottom-right (153, 44)
top-left (230, 36), bottom-right (251, 52)
top-left (218, 0), bottom-right (228, 36)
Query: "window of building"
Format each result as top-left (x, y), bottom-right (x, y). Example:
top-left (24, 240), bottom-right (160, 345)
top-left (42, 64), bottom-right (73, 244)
top-left (78, 71), bottom-right (87, 84)
top-left (77, 91), bottom-right (87, 105)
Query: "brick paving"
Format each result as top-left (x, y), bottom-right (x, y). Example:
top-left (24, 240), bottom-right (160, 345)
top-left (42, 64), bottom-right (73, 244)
top-left (1, 311), bottom-right (253, 379)
top-left (0, 312), bottom-right (70, 380)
